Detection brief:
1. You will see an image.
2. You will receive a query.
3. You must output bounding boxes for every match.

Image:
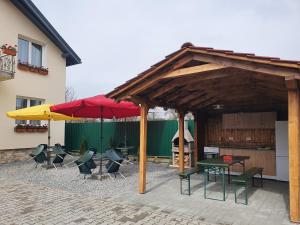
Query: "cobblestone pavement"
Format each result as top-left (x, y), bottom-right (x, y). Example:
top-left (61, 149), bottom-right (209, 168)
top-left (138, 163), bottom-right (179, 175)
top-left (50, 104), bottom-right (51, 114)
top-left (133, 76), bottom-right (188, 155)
top-left (0, 161), bottom-right (294, 225)
top-left (0, 178), bottom-right (213, 225)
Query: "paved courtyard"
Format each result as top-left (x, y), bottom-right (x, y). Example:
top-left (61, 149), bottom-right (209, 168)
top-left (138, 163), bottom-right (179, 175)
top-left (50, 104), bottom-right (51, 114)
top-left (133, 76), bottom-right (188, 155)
top-left (0, 160), bottom-right (295, 225)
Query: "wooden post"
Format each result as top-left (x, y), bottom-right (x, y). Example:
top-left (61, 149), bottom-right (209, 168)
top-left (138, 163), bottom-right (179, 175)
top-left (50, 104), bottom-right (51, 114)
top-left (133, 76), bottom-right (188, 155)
top-left (288, 88), bottom-right (300, 222)
top-left (178, 111), bottom-right (185, 173)
top-left (193, 112), bottom-right (199, 167)
top-left (139, 103), bottom-right (148, 194)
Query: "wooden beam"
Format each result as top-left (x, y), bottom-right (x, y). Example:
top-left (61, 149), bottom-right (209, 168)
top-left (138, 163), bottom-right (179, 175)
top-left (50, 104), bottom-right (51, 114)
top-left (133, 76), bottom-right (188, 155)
top-left (166, 89), bottom-right (188, 103)
top-left (148, 82), bottom-right (180, 100)
top-left (178, 111), bottom-right (185, 173)
top-left (193, 54), bottom-right (300, 77)
top-left (148, 71), bottom-right (233, 100)
top-left (129, 95), bottom-right (156, 108)
top-left (188, 95), bottom-right (216, 108)
top-left (287, 83), bottom-right (300, 222)
top-left (193, 98), bottom-right (218, 111)
top-left (139, 104), bottom-right (148, 194)
top-left (193, 112), bottom-right (199, 167)
top-left (161, 63), bottom-right (227, 79)
top-left (129, 55), bottom-right (193, 96)
top-left (108, 48), bottom-right (190, 99)
top-left (177, 92), bottom-right (206, 106)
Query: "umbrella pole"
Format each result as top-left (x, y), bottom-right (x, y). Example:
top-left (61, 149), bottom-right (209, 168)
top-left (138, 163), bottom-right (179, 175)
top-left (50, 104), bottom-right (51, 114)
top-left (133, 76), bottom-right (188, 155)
top-left (124, 118), bottom-right (127, 148)
top-left (47, 119), bottom-right (51, 165)
top-left (99, 106), bottom-right (103, 178)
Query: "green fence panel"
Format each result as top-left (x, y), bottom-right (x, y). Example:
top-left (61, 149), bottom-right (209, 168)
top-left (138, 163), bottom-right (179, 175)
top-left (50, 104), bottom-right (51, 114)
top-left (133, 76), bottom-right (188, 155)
top-left (65, 119), bottom-right (195, 157)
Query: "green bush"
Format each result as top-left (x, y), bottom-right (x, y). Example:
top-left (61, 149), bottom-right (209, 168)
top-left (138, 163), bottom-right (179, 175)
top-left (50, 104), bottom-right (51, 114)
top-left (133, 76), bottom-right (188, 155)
top-left (79, 138), bottom-right (88, 155)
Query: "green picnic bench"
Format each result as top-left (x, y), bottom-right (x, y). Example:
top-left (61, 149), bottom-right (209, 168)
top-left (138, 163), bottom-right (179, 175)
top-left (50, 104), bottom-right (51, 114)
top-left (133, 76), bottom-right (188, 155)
top-left (179, 168), bottom-right (200, 195)
top-left (232, 167), bottom-right (263, 205)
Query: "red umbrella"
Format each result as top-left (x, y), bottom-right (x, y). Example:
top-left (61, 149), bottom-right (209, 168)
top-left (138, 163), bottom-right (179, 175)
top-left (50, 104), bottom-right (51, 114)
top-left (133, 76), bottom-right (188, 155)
top-left (51, 95), bottom-right (140, 176)
top-left (50, 95), bottom-right (140, 119)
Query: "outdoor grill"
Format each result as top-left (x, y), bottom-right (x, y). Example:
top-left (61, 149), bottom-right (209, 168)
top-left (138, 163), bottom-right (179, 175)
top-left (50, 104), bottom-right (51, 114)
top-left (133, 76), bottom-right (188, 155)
top-left (171, 120), bottom-right (194, 168)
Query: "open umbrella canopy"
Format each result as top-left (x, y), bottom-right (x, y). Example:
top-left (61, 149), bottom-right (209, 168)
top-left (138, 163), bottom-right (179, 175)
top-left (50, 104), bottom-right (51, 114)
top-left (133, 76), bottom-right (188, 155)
top-left (6, 104), bottom-right (78, 121)
top-left (50, 95), bottom-right (140, 119)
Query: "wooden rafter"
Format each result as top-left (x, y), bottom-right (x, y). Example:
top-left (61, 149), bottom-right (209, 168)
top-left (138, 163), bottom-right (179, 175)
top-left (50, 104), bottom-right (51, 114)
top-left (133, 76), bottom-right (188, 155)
top-left (148, 82), bottom-right (182, 100)
top-left (161, 63), bottom-right (227, 80)
top-left (188, 95), bottom-right (216, 108)
top-left (193, 54), bottom-right (300, 77)
top-left (176, 92), bottom-right (206, 106)
top-left (127, 55), bottom-right (194, 97)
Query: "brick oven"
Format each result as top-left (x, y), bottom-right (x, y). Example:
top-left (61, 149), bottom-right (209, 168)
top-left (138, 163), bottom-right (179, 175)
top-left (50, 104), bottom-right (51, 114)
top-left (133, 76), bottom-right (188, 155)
top-left (171, 120), bottom-right (194, 168)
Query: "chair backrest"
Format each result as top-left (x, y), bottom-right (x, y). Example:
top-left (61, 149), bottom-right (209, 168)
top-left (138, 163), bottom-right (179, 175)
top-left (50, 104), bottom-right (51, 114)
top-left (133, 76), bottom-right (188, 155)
top-left (88, 148), bottom-right (97, 155)
top-left (34, 151), bottom-right (47, 164)
top-left (77, 151), bottom-right (96, 169)
top-left (52, 146), bottom-right (66, 155)
top-left (39, 144), bottom-right (48, 151)
top-left (105, 149), bottom-right (124, 161)
top-left (105, 160), bottom-right (122, 173)
top-left (52, 153), bottom-right (66, 164)
top-left (75, 160), bottom-right (92, 175)
top-left (30, 145), bottom-right (45, 157)
top-left (78, 151), bottom-right (94, 163)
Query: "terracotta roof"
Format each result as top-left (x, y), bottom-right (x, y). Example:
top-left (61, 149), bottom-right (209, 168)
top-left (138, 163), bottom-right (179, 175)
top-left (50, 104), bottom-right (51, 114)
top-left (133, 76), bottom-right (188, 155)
top-left (107, 42), bottom-right (300, 98)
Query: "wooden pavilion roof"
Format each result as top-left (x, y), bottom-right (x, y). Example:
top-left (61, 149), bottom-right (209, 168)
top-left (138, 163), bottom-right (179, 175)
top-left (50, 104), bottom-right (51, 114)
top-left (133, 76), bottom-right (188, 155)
top-left (107, 43), bottom-right (300, 114)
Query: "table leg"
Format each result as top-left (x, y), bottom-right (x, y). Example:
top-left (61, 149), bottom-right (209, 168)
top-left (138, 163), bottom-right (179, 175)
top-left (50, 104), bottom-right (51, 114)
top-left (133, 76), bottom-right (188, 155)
top-left (223, 167), bottom-right (226, 201)
top-left (204, 167), bottom-right (207, 199)
top-left (242, 161), bottom-right (245, 173)
top-left (228, 166), bottom-right (230, 184)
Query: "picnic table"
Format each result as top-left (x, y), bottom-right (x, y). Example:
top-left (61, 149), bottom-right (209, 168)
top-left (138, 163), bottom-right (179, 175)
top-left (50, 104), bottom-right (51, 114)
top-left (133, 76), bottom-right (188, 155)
top-left (197, 155), bottom-right (250, 201)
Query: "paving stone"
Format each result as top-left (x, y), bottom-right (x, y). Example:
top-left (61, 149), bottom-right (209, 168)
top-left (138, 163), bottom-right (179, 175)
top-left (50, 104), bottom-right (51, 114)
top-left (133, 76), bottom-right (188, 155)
top-left (0, 161), bottom-right (295, 225)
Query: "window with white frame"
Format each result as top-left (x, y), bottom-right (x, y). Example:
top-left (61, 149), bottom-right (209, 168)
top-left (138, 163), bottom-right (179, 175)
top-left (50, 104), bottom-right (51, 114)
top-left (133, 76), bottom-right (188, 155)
top-left (18, 37), bottom-right (44, 67)
top-left (16, 97), bottom-right (44, 125)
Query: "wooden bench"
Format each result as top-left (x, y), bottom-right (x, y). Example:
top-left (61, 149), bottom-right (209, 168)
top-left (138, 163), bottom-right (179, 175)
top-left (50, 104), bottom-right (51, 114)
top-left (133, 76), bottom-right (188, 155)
top-left (179, 168), bottom-right (200, 195)
top-left (232, 167), bottom-right (263, 205)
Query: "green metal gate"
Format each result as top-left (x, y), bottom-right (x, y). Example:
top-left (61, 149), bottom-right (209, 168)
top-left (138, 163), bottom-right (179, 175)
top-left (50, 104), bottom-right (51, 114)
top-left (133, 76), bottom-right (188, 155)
top-left (65, 120), bottom-right (194, 157)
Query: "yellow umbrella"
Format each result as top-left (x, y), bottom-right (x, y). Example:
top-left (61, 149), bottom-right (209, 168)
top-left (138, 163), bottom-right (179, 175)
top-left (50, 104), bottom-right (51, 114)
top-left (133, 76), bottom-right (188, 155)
top-left (6, 104), bottom-right (76, 121)
top-left (7, 104), bottom-right (80, 164)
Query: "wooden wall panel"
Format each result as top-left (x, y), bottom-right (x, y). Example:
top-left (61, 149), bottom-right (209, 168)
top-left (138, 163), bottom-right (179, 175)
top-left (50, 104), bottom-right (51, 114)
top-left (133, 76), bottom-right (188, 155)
top-left (220, 148), bottom-right (276, 176)
top-left (222, 112), bottom-right (276, 129)
top-left (207, 115), bottom-right (275, 149)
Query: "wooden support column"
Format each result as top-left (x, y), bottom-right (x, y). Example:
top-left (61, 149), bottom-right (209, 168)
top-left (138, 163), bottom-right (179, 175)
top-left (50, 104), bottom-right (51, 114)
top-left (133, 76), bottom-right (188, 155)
top-left (193, 112), bottom-right (206, 167)
top-left (178, 111), bottom-right (185, 173)
top-left (193, 113), bottom-right (199, 167)
top-left (199, 114), bottom-right (206, 161)
top-left (139, 103), bottom-right (148, 194)
top-left (286, 78), bottom-right (300, 223)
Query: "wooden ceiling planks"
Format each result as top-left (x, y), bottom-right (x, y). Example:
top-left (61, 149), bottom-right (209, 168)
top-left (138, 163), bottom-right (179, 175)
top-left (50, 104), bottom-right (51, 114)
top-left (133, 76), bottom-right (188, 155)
top-left (108, 44), bottom-right (300, 113)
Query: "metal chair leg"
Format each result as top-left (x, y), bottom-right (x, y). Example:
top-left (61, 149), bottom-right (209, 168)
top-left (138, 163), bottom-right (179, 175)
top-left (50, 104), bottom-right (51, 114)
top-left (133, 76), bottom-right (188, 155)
top-left (245, 185), bottom-right (248, 205)
top-left (118, 171), bottom-right (126, 179)
top-left (180, 178), bottom-right (183, 194)
top-left (188, 176), bottom-right (191, 195)
top-left (234, 184), bottom-right (237, 203)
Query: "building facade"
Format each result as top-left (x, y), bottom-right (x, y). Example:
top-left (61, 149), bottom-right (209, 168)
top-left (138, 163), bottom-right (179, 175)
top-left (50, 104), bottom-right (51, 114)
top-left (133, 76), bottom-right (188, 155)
top-left (0, 0), bottom-right (81, 163)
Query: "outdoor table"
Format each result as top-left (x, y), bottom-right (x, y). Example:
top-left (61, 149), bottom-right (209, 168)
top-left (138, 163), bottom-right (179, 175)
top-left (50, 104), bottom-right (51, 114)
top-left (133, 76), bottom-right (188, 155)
top-left (197, 156), bottom-right (250, 201)
top-left (115, 146), bottom-right (134, 159)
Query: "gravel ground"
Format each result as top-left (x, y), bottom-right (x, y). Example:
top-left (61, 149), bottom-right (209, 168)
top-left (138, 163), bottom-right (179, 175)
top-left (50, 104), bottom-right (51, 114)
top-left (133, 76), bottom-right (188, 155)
top-left (0, 157), bottom-right (177, 199)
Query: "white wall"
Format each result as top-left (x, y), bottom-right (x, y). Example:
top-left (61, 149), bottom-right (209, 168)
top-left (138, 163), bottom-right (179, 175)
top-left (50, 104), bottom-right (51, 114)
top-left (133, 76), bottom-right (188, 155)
top-left (0, 0), bottom-right (66, 150)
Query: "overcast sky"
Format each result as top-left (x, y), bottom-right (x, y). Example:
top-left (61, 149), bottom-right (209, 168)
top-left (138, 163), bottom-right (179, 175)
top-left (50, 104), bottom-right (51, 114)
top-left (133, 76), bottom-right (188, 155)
top-left (32, 0), bottom-right (300, 98)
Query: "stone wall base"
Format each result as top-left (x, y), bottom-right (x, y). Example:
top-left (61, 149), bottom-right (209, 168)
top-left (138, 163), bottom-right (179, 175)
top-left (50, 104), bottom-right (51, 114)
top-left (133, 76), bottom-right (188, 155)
top-left (0, 148), bottom-right (33, 164)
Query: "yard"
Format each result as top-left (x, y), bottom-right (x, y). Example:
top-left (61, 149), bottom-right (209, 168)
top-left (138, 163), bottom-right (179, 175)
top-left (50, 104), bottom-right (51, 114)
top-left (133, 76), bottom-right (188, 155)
top-left (0, 159), bottom-right (292, 225)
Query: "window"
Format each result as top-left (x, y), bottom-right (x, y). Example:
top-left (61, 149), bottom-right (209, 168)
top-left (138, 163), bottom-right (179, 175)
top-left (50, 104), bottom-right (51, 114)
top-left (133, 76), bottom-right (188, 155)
top-left (16, 97), bottom-right (27, 125)
top-left (31, 43), bottom-right (42, 67)
top-left (16, 97), bottom-right (44, 125)
top-left (18, 38), bottom-right (44, 67)
top-left (18, 39), bottom-right (29, 64)
top-left (29, 99), bottom-right (43, 125)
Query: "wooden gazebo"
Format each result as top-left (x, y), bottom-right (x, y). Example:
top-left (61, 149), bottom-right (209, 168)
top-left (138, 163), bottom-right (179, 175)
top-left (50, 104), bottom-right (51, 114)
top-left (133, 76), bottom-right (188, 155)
top-left (107, 43), bottom-right (300, 223)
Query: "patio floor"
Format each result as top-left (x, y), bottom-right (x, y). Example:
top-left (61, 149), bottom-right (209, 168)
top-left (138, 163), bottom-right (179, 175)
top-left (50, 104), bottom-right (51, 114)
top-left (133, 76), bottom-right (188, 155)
top-left (0, 159), bottom-right (294, 225)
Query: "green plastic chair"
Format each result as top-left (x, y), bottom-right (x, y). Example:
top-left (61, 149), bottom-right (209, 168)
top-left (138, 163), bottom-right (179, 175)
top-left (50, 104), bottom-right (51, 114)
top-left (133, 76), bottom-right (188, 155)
top-left (29, 145), bottom-right (47, 168)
